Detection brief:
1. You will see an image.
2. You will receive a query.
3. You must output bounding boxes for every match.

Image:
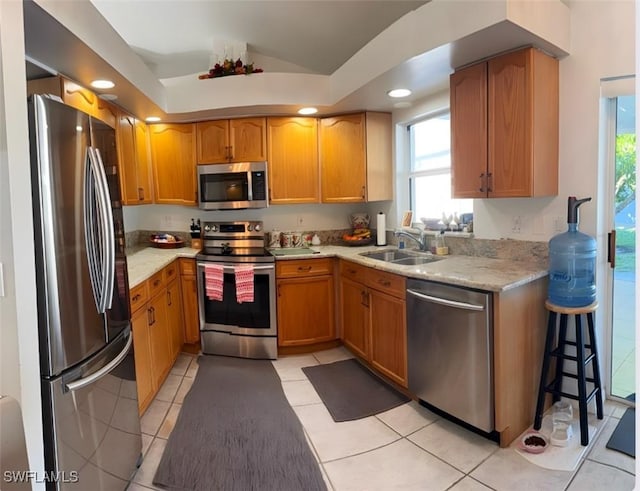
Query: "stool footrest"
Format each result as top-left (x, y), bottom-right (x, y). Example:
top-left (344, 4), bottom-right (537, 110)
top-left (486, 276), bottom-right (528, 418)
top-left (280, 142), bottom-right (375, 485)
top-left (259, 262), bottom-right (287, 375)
top-left (549, 350), bottom-right (595, 366)
top-left (560, 340), bottom-right (595, 351)
top-left (542, 383), bottom-right (599, 405)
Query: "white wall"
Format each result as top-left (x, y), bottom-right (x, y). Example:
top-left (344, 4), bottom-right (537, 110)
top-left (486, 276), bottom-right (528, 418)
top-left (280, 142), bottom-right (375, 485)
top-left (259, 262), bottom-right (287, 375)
top-left (124, 202), bottom-right (370, 237)
top-left (0, 0), bottom-right (45, 485)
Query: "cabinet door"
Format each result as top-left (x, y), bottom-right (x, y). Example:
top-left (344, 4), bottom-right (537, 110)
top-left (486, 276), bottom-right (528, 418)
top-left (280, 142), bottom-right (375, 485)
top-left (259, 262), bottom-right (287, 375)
top-left (277, 275), bottom-right (335, 346)
top-left (450, 62), bottom-right (488, 198)
top-left (150, 123), bottom-right (197, 205)
top-left (230, 117), bottom-right (267, 162)
top-left (166, 278), bottom-right (183, 361)
top-left (196, 120), bottom-right (229, 163)
top-left (488, 49), bottom-right (531, 197)
top-left (320, 114), bottom-right (366, 203)
top-left (369, 289), bottom-right (407, 387)
top-left (340, 276), bottom-right (368, 360)
top-left (488, 47), bottom-right (558, 198)
top-left (116, 113), bottom-right (139, 205)
top-left (134, 120), bottom-right (153, 203)
top-left (131, 307), bottom-right (154, 414)
top-left (148, 293), bottom-right (172, 388)
top-left (180, 273), bottom-right (200, 344)
top-left (267, 117), bottom-right (319, 204)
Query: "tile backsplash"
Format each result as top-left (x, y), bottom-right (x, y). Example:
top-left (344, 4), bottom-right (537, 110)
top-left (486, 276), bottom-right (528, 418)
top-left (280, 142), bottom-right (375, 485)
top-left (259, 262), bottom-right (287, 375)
top-left (126, 228), bottom-right (548, 265)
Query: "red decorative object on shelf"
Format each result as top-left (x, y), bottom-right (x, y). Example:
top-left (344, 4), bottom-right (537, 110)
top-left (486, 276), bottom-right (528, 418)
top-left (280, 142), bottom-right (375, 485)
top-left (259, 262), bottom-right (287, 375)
top-left (199, 58), bottom-right (263, 79)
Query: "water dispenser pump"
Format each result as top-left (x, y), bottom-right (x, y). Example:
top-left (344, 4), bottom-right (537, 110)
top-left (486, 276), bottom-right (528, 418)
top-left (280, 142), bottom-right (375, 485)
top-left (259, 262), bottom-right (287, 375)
top-left (547, 196), bottom-right (597, 307)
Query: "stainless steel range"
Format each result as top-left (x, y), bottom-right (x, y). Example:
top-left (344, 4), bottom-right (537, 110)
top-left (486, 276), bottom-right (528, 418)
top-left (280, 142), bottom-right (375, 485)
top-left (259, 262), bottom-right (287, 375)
top-left (196, 221), bottom-right (277, 359)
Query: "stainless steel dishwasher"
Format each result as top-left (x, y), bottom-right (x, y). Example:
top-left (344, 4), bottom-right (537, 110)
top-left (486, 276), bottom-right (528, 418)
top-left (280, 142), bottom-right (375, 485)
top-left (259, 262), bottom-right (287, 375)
top-left (406, 279), bottom-right (494, 433)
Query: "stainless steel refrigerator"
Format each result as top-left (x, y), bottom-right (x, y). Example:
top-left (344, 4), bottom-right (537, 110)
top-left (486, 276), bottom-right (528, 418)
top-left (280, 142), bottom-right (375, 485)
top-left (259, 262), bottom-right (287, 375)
top-left (27, 94), bottom-right (142, 489)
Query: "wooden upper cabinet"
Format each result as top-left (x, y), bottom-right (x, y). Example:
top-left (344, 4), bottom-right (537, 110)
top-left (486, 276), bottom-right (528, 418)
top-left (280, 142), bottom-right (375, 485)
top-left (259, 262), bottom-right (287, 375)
top-left (267, 117), bottom-right (319, 204)
top-left (61, 78), bottom-right (117, 128)
top-left (134, 119), bottom-right (154, 204)
top-left (450, 63), bottom-right (488, 199)
top-left (319, 112), bottom-right (392, 203)
top-left (117, 113), bottom-right (153, 205)
top-left (451, 47), bottom-right (558, 199)
top-left (196, 117), bottom-right (266, 163)
top-left (149, 123), bottom-right (197, 205)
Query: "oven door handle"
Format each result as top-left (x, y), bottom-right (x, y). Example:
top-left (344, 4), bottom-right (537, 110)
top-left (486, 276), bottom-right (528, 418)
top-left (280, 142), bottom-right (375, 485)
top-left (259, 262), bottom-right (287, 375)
top-left (197, 263), bottom-right (274, 273)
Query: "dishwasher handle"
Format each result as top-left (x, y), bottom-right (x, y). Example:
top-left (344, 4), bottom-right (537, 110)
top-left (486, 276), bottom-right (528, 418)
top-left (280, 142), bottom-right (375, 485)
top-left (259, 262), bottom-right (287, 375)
top-left (407, 289), bottom-right (485, 311)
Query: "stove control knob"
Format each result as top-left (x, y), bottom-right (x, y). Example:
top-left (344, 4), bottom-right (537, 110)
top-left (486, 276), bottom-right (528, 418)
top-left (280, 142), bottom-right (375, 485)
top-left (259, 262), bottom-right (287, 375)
top-left (210, 224), bottom-right (218, 232)
top-left (204, 225), bottom-right (211, 232)
top-left (254, 223), bottom-right (262, 232)
top-left (247, 223), bottom-right (253, 231)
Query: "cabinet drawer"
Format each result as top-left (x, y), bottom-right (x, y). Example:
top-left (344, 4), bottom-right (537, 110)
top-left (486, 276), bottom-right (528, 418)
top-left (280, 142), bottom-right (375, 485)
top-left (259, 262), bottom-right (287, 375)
top-left (164, 261), bottom-right (178, 283)
top-left (179, 258), bottom-right (196, 275)
top-left (147, 270), bottom-right (165, 298)
top-left (366, 268), bottom-right (405, 299)
top-left (276, 258), bottom-right (333, 278)
top-left (129, 283), bottom-right (149, 313)
top-left (339, 259), bottom-right (367, 284)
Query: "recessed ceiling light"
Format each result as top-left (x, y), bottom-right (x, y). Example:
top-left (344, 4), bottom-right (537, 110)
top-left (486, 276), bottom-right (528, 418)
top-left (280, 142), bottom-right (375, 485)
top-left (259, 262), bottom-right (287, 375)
top-left (298, 107), bottom-right (318, 115)
top-left (145, 116), bottom-right (161, 122)
top-left (90, 79), bottom-right (115, 90)
top-left (387, 88), bottom-right (411, 98)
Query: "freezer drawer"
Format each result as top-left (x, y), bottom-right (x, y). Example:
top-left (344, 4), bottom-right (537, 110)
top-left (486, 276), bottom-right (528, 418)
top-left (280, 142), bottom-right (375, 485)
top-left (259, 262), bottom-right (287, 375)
top-left (406, 279), bottom-right (494, 433)
top-left (41, 329), bottom-right (141, 490)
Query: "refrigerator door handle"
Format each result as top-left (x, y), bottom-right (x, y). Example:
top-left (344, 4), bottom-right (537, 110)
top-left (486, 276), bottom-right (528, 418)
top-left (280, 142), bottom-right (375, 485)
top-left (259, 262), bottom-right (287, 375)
top-left (64, 332), bottom-right (132, 392)
top-left (84, 147), bottom-right (102, 311)
top-left (85, 147), bottom-right (115, 313)
top-left (93, 148), bottom-right (115, 311)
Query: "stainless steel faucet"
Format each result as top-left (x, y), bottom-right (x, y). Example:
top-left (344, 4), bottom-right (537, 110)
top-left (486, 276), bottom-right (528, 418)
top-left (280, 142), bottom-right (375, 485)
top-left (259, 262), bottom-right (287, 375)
top-left (394, 229), bottom-right (430, 251)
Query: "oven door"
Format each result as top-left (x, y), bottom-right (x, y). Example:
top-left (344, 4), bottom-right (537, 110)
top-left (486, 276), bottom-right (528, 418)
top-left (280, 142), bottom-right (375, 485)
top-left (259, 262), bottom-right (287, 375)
top-left (196, 261), bottom-right (276, 336)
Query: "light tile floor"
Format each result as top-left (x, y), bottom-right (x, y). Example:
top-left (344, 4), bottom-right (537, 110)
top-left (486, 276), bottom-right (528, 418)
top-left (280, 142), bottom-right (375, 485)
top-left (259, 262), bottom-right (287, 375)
top-left (127, 347), bottom-right (636, 491)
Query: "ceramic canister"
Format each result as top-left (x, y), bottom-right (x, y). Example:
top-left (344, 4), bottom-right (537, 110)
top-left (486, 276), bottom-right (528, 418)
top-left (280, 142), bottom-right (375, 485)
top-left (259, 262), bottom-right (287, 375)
top-left (291, 232), bottom-right (303, 248)
top-left (280, 232), bottom-right (293, 248)
top-left (268, 230), bottom-right (281, 248)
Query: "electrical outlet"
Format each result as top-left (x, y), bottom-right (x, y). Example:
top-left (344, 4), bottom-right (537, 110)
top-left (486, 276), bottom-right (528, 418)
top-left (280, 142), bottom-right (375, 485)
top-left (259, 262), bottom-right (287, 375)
top-left (554, 216), bottom-right (565, 232)
top-left (296, 215), bottom-right (304, 227)
top-left (511, 216), bottom-right (522, 234)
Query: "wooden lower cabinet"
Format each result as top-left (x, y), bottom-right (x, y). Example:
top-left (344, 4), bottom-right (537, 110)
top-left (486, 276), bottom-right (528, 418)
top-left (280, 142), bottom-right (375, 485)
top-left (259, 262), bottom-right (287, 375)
top-left (276, 258), bottom-right (336, 347)
top-left (339, 260), bottom-right (407, 387)
top-left (179, 258), bottom-right (200, 344)
top-left (129, 260), bottom-right (184, 414)
top-left (340, 277), bottom-right (368, 359)
top-left (166, 278), bottom-right (184, 361)
top-left (369, 289), bottom-right (407, 386)
top-left (131, 306), bottom-right (155, 413)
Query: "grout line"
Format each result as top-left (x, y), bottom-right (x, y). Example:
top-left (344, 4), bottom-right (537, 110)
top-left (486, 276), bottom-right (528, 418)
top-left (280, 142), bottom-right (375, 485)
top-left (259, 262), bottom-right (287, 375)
top-left (320, 436), bottom-right (404, 465)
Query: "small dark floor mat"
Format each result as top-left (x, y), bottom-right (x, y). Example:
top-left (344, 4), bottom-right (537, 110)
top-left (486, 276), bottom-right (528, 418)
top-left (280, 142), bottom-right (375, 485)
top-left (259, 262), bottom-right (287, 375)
top-left (606, 407), bottom-right (635, 458)
top-left (302, 358), bottom-right (410, 422)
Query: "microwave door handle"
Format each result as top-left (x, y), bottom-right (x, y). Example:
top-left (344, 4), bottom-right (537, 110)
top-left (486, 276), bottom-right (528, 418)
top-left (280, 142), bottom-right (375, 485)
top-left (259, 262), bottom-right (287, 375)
top-left (247, 170), bottom-right (253, 201)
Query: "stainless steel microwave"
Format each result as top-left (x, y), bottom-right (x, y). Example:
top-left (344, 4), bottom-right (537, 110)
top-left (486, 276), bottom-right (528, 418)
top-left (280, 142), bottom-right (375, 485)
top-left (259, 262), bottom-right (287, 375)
top-left (197, 162), bottom-right (269, 210)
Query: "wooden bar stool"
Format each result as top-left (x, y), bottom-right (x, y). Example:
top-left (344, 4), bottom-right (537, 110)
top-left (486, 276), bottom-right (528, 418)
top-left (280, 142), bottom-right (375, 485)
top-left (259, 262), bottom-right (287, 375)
top-left (533, 300), bottom-right (603, 446)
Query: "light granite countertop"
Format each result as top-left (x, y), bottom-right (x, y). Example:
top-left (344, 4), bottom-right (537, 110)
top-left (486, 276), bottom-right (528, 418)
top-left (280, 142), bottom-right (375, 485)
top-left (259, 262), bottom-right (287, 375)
top-left (126, 246), bottom-right (199, 288)
top-left (127, 244), bottom-right (547, 293)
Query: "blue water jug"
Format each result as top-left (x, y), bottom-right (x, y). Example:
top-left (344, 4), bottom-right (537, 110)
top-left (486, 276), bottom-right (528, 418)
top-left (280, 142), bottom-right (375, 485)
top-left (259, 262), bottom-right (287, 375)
top-left (548, 196), bottom-right (597, 307)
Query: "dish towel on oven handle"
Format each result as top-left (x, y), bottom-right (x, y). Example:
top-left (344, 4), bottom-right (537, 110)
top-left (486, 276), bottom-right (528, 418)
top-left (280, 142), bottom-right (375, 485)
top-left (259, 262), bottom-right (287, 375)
top-left (204, 264), bottom-right (224, 301)
top-left (234, 264), bottom-right (254, 303)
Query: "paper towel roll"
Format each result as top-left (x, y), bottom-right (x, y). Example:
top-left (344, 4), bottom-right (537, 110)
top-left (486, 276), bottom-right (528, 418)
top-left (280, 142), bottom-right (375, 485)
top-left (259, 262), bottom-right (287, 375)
top-left (376, 212), bottom-right (386, 246)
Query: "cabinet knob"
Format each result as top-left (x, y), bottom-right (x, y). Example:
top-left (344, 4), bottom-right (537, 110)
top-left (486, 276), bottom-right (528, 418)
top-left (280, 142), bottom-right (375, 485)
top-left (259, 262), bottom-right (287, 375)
top-left (297, 266), bottom-right (312, 272)
top-left (479, 172), bottom-right (485, 193)
top-left (138, 187), bottom-right (145, 201)
top-left (378, 279), bottom-right (391, 287)
top-left (486, 172), bottom-right (493, 192)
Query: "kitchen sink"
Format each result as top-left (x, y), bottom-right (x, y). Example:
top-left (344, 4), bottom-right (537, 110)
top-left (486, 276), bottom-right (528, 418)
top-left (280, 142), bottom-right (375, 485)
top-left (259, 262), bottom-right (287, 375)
top-left (391, 256), bottom-right (443, 266)
top-left (358, 249), bottom-right (443, 265)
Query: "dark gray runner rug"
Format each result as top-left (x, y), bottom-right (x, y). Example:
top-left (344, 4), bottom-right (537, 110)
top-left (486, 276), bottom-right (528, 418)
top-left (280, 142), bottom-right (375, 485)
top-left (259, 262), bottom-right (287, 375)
top-left (606, 407), bottom-right (635, 458)
top-left (153, 355), bottom-right (326, 491)
top-left (302, 358), bottom-right (410, 422)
